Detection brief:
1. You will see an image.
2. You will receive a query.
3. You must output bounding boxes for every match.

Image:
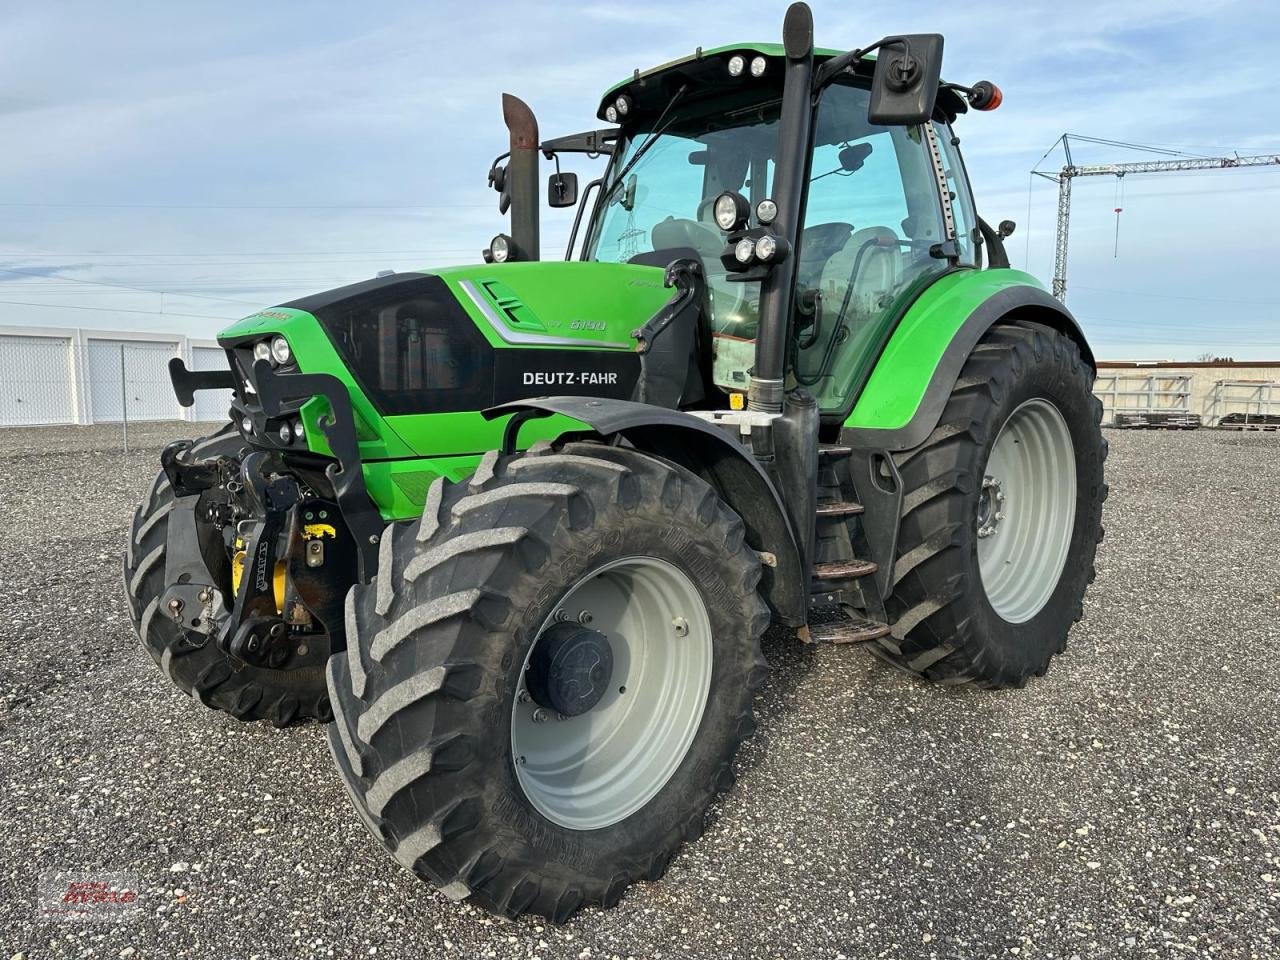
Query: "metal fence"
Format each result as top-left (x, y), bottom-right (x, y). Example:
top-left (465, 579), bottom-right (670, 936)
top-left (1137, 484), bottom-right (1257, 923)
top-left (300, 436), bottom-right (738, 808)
top-left (1206, 379), bottom-right (1280, 430)
top-left (1092, 372), bottom-right (1202, 428)
top-left (0, 325), bottom-right (233, 437)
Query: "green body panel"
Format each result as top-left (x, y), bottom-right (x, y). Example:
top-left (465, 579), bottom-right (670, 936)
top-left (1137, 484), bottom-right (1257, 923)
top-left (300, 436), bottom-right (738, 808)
top-left (844, 268), bottom-right (1046, 432)
top-left (429, 261), bottom-right (670, 351)
top-left (216, 262), bottom-right (673, 521)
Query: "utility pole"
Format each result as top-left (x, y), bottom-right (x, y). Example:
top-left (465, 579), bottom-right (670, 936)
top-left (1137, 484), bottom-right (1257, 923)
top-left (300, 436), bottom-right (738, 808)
top-left (1033, 135), bottom-right (1280, 303)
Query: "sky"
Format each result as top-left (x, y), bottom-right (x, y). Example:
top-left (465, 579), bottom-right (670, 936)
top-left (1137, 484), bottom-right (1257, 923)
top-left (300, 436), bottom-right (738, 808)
top-left (1, 0), bottom-right (1278, 361)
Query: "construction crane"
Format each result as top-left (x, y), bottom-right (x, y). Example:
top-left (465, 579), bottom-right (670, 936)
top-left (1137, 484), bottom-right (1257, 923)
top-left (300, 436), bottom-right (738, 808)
top-left (1032, 134), bottom-right (1280, 302)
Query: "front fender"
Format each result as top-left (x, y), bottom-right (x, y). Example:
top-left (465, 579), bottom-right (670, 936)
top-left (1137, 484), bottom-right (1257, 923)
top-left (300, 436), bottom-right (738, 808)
top-left (484, 397), bottom-right (806, 626)
top-left (842, 270), bottom-right (1092, 451)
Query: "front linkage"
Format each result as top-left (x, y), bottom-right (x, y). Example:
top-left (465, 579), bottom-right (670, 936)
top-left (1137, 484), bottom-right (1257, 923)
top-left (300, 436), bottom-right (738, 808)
top-left (159, 356), bottom-right (381, 672)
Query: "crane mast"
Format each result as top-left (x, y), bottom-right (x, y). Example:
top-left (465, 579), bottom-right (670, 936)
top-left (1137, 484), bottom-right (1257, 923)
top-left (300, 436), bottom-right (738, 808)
top-left (1034, 135), bottom-right (1280, 302)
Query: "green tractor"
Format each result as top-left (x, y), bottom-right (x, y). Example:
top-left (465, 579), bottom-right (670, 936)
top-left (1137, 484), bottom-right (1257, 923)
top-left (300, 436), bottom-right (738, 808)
top-left (125, 3), bottom-right (1106, 922)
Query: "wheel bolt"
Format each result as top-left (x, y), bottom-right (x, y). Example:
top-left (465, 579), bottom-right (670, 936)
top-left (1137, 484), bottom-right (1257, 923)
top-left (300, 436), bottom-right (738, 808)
top-left (577, 610), bottom-right (593, 625)
top-left (517, 689), bottom-right (531, 703)
top-left (532, 708), bottom-right (550, 723)
top-left (672, 616), bottom-right (689, 637)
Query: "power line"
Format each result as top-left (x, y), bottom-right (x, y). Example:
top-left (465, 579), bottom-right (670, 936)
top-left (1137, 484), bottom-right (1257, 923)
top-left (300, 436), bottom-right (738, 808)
top-left (0, 299), bottom-right (239, 321)
top-left (0, 266), bottom-right (261, 306)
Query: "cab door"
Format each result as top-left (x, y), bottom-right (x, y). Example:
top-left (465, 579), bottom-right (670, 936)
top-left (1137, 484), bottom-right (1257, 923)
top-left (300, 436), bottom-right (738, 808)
top-left (792, 80), bottom-right (953, 414)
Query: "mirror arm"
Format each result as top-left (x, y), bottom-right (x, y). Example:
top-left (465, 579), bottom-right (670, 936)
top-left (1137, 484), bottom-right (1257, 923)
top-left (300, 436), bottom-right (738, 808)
top-left (540, 129), bottom-right (618, 158)
top-left (812, 36), bottom-right (902, 91)
top-left (565, 178), bottom-right (603, 261)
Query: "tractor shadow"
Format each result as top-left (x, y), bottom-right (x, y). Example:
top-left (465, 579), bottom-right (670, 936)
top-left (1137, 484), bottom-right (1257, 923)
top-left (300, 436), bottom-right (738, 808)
top-left (732, 623), bottom-right (820, 775)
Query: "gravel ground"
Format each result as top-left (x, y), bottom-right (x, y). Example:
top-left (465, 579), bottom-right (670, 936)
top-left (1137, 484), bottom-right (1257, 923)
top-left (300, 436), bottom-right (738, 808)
top-left (1, 425), bottom-right (1278, 959)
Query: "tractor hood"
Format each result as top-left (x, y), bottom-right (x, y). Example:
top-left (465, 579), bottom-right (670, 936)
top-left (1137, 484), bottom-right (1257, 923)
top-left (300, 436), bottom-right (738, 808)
top-left (213, 260), bottom-right (677, 462)
top-left (217, 260), bottom-right (673, 353)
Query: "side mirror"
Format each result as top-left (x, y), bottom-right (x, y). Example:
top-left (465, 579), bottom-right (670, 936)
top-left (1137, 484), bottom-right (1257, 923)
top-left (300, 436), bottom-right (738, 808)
top-left (548, 171), bottom-right (579, 208)
top-left (868, 34), bottom-right (944, 125)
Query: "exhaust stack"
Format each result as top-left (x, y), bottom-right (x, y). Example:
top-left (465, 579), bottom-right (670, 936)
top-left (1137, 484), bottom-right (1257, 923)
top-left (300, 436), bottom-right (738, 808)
top-left (502, 93), bottom-right (541, 261)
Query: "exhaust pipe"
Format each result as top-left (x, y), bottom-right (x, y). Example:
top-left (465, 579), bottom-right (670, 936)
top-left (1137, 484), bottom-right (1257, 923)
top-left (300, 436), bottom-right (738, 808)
top-left (502, 93), bottom-right (540, 261)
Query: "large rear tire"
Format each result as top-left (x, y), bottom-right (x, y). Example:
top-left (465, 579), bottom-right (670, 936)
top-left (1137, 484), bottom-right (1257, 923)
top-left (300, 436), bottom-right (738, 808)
top-left (123, 426), bottom-right (333, 726)
top-left (869, 320), bottom-right (1107, 687)
top-left (326, 441), bottom-right (769, 921)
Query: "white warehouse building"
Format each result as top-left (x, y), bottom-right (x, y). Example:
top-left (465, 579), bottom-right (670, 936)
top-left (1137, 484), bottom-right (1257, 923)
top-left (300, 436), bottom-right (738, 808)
top-left (0, 324), bottom-right (233, 427)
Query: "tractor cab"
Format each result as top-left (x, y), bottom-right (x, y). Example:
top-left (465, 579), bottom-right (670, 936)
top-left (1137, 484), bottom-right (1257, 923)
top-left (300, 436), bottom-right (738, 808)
top-left (581, 48), bottom-right (978, 413)
top-left (490, 38), bottom-right (1005, 419)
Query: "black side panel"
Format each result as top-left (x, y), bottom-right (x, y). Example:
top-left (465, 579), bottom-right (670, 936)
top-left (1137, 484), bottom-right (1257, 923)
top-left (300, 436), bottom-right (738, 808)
top-left (841, 284), bottom-right (1093, 452)
top-left (285, 273), bottom-right (639, 416)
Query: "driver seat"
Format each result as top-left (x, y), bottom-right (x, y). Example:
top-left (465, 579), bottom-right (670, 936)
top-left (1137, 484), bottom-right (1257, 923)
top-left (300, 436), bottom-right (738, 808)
top-left (818, 226), bottom-right (901, 324)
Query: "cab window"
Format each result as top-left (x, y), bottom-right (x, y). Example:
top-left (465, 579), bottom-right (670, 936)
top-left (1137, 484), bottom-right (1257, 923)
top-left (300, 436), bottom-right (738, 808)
top-left (795, 82), bottom-right (948, 413)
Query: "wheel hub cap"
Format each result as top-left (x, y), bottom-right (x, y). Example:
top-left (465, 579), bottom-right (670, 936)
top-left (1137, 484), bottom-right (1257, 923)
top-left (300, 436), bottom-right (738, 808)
top-left (525, 621), bottom-right (615, 717)
top-left (977, 476), bottom-right (1007, 538)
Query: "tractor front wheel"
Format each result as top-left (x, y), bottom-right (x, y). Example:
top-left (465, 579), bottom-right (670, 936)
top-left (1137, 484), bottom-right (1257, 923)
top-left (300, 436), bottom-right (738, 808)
top-left (871, 320), bottom-right (1107, 687)
top-left (326, 441), bottom-right (769, 921)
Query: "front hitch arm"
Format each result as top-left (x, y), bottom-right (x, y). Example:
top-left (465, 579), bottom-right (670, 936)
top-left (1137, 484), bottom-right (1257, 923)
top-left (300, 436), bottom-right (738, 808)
top-left (251, 359), bottom-right (383, 582)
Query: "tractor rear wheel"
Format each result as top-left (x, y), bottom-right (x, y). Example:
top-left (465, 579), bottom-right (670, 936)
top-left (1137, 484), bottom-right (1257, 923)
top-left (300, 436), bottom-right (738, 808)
top-left (326, 441), bottom-right (769, 921)
top-left (123, 426), bottom-right (332, 726)
top-left (870, 320), bottom-right (1107, 687)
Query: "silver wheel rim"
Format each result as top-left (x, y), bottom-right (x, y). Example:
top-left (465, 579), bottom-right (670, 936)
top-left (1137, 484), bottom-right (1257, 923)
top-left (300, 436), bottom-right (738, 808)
top-left (511, 556), bottom-right (712, 830)
top-left (977, 398), bottom-right (1076, 623)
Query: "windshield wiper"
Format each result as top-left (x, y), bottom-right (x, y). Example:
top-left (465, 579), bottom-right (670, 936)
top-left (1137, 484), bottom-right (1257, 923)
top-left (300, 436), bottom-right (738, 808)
top-left (598, 84), bottom-right (689, 208)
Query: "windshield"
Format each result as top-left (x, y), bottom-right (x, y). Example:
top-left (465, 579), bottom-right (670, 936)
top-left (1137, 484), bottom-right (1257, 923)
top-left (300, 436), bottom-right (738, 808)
top-left (584, 99), bottom-right (780, 391)
top-left (583, 82), bottom-right (948, 408)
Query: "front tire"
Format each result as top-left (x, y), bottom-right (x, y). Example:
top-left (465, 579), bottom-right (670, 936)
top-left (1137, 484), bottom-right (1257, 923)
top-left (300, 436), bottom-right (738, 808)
top-left (870, 320), bottom-right (1107, 687)
top-left (326, 441), bottom-right (769, 921)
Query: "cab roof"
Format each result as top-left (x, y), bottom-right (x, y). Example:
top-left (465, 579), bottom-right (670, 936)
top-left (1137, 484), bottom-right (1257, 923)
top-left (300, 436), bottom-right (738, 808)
top-left (599, 41), bottom-right (966, 126)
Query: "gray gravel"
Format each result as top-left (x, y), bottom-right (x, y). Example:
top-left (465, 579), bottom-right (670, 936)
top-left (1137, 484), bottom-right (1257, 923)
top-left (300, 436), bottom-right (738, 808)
top-left (1, 426), bottom-right (1278, 959)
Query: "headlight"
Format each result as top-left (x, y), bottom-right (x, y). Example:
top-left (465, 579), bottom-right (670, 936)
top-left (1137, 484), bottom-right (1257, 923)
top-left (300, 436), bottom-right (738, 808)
top-left (733, 238), bottom-right (756, 264)
top-left (727, 55), bottom-right (745, 77)
top-left (278, 421), bottom-right (293, 444)
top-left (750, 56), bottom-right (767, 77)
top-left (605, 104), bottom-right (619, 123)
top-left (713, 191), bottom-right (750, 232)
top-left (756, 198), bottom-right (778, 225)
top-left (614, 94), bottom-right (631, 116)
top-left (252, 341), bottom-right (271, 364)
top-left (293, 418), bottom-right (305, 440)
top-left (270, 335), bottom-right (291, 365)
top-left (490, 234), bottom-right (512, 263)
top-left (754, 235), bottom-right (778, 261)
top-left (241, 416), bottom-right (253, 434)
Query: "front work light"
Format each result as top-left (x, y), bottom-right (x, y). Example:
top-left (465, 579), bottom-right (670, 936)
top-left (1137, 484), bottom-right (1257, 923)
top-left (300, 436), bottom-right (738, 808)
top-left (756, 198), bottom-right (778, 225)
top-left (728, 55), bottom-right (745, 77)
top-left (253, 341), bottom-right (271, 364)
top-left (754, 235), bottom-right (778, 261)
top-left (713, 191), bottom-right (750, 232)
top-left (489, 234), bottom-right (513, 263)
top-left (750, 56), bottom-right (767, 77)
top-left (270, 335), bottom-right (291, 365)
top-left (733, 238), bottom-right (756, 264)
top-left (615, 94), bottom-right (631, 117)
top-left (605, 104), bottom-right (619, 123)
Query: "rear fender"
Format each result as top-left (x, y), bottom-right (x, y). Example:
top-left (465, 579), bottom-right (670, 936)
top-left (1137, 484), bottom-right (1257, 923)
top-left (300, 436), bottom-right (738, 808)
top-left (485, 397), bottom-right (806, 626)
top-left (842, 277), bottom-right (1093, 451)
